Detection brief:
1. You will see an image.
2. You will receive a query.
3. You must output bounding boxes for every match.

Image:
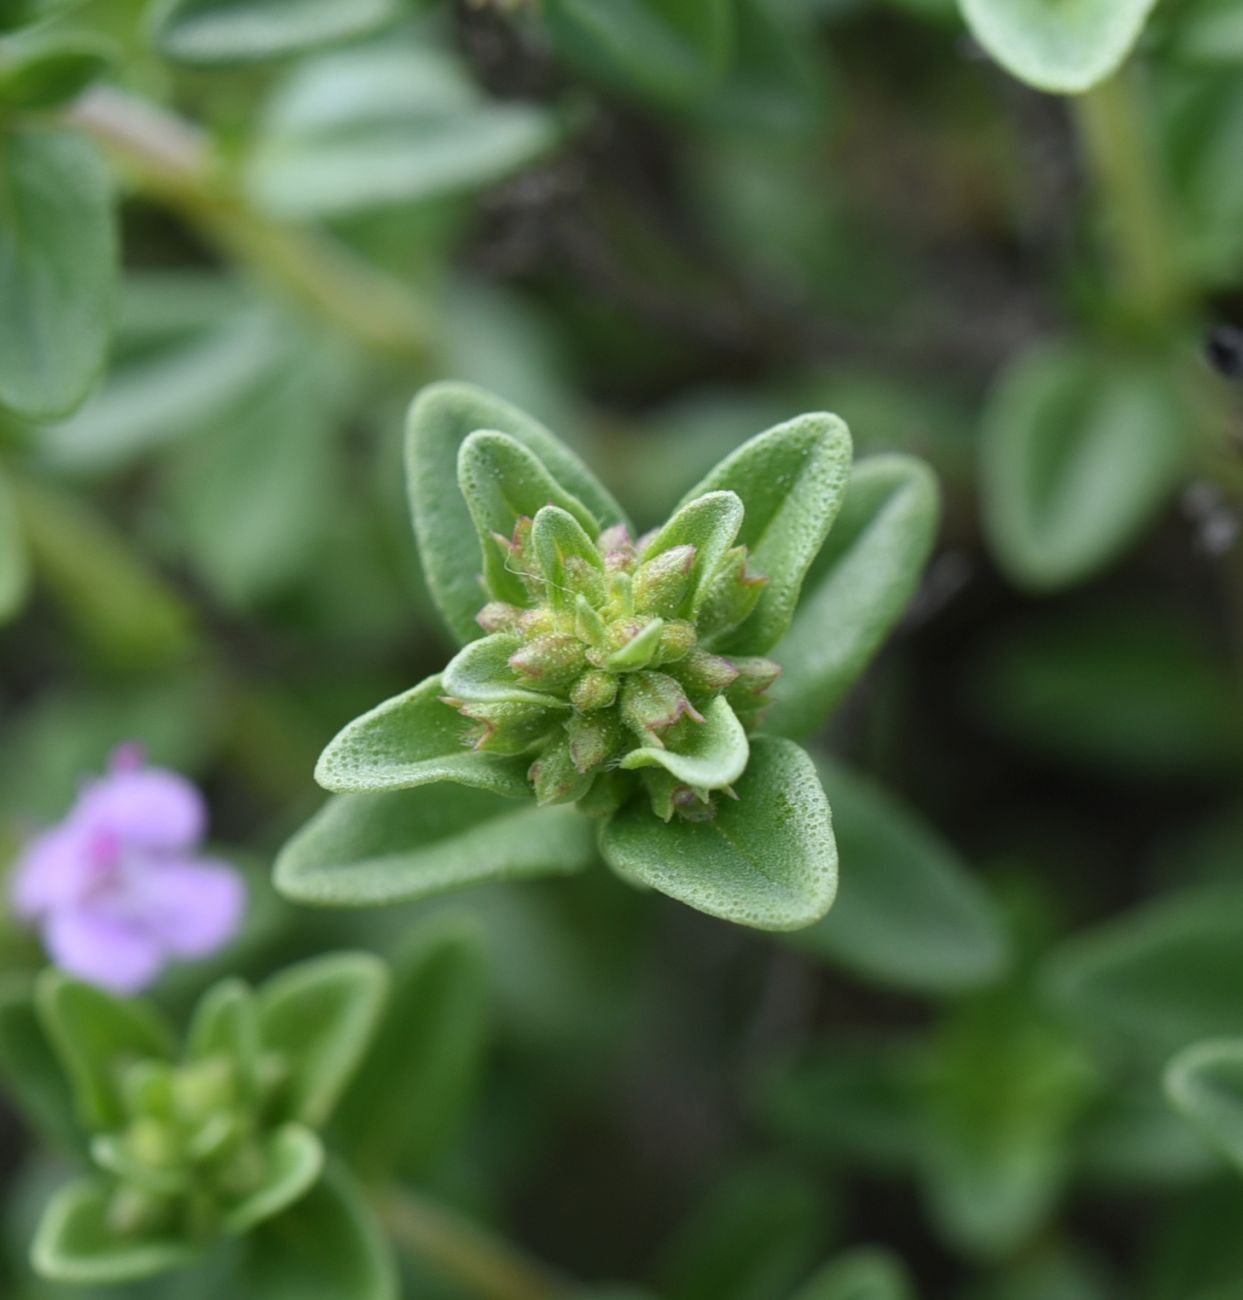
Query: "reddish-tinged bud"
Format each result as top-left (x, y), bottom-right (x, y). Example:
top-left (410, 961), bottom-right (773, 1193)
top-left (604, 617), bottom-right (664, 671)
top-left (562, 554), bottom-right (606, 606)
top-left (508, 634), bottom-right (586, 688)
top-left (598, 524), bottom-right (636, 570)
top-left (476, 601), bottom-right (524, 634)
top-left (620, 671), bottom-right (703, 746)
top-left (654, 619), bottom-right (696, 666)
top-left (447, 697), bottom-right (558, 755)
top-left (566, 711), bottom-right (624, 773)
top-left (570, 669), bottom-right (617, 712)
top-left (516, 606), bottom-right (556, 637)
top-left (695, 546), bottom-right (767, 640)
top-left (633, 544), bottom-right (696, 618)
top-left (676, 648), bottom-right (740, 695)
top-left (729, 656), bottom-right (781, 695)
top-left (490, 516), bottom-right (542, 600)
top-left (528, 735), bottom-right (592, 805)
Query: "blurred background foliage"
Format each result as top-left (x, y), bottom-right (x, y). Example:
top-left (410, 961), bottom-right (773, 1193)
top-left (3, 0), bottom-right (1243, 1296)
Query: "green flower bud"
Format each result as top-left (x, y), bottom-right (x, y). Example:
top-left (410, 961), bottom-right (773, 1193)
top-left (633, 543), bottom-right (696, 617)
top-left (566, 711), bottom-right (625, 773)
top-left (508, 633), bottom-right (587, 688)
top-left (450, 697), bottom-right (558, 754)
top-left (675, 648), bottom-right (740, 695)
top-left (476, 601), bottom-right (524, 634)
top-left (528, 735), bottom-right (593, 805)
top-left (570, 668), bottom-right (618, 712)
top-left (604, 617), bottom-right (664, 672)
top-left (620, 671), bottom-right (703, 746)
top-left (653, 619), bottom-right (696, 666)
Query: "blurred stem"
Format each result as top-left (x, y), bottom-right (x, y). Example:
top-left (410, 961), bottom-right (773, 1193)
top-left (66, 87), bottom-right (432, 365)
top-left (1072, 66), bottom-right (1186, 330)
top-left (378, 1186), bottom-right (568, 1300)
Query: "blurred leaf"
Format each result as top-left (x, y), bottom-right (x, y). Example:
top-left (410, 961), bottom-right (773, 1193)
top-left (0, 0), bottom-right (77, 31)
top-left (0, 33), bottom-right (112, 110)
top-left (35, 971), bottom-right (173, 1131)
top-left (257, 952), bottom-right (388, 1129)
top-left (13, 477), bottom-right (198, 670)
top-left (187, 979), bottom-right (261, 1100)
top-left (788, 760), bottom-right (1009, 993)
top-left (0, 463), bottom-right (29, 622)
top-left (600, 736), bottom-right (837, 930)
top-left (658, 1161), bottom-right (830, 1300)
top-left (676, 412), bottom-right (851, 655)
top-left (31, 1178), bottom-right (200, 1284)
top-left (959, 0), bottom-right (1159, 93)
top-left (151, 0), bottom-right (403, 64)
top-left (0, 976), bottom-right (79, 1152)
top-left (274, 785), bottom-right (596, 907)
top-left (766, 455), bottom-right (939, 737)
top-left (974, 606), bottom-right (1243, 776)
top-left (244, 1161), bottom-right (396, 1300)
top-left (1043, 884), bottom-right (1243, 1061)
top-left (221, 1124), bottom-right (324, 1235)
top-left (334, 915), bottom-right (489, 1180)
top-left (0, 128), bottom-right (115, 421)
top-left (245, 41), bottom-right (562, 220)
top-left (1166, 0), bottom-right (1243, 65)
top-left (545, 0), bottom-right (734, 105)
top-left (407, 381), bottom-right (627, 645)
top-left (44, 306), bottom-right (289, 476)
top-left (791, 1249), bottom-right (915, 1300)
top-left (1165, 1038), bottom-right (1243, 1171)
top-left (315, 674), bottom-right (532, 799)
top-left (1078, 1077), bottom-right (1217, 1187)
top-left (980, 342), bottom-right (1188, 591)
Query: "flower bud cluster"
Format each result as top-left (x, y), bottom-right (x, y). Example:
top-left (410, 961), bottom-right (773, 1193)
top-left (441, 508), bottom-right (779, 820)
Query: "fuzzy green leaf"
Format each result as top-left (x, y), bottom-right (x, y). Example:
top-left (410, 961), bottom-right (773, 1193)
top-left (257, 952), bottom-right (388, 1128)
top-left (619, 695), bottom-right (749, 792)
top-left (600, 735), bottom-right (836, 930)
top-left (1165, 1039), bottom-right (1243, 1171)
top-left (678, 412), bottom-right (851, 654)
top-left (275, 785), bottom-right (596, 908)
top-left (442, 633), bottom-right (573, 709)
top-left (0, 128), bottom-right (116, 420)
top-left (766, 455), bottom-right (939, 738)
top-left (0, 467), bottom-right (30, 624)
top-left (152, 0), bottom-right (403, 64)
top-left (315, 674), bottom-right (532, 798)
top-left (245, 1162), bottom-right (397, 1300)
top-left (0, 33), bottom-right (112, 111)
top-left (223, 1124), bottom-right (324, 1234)
top-left (788, 760), bottom-right (1008, 993)
top-left (960, 0), bottom-right (1159, 93)
top-left (0, 976), bottom-right (79, 1152)
top-left (791, 1249), bottom-right (916, 1300)
top-left (980, 343), bottom-right (1188, 591)
top-left (32, 1178), bottom-right (200, 1284)
top-left (187, 978), bottom-right (261, 1103)
top-left (641, 490), bottom-right (744, 620)
top-left (334, 915), bottom-right (489, 1180)
top-left (35, 971), bottom-right (174, 1132)
top-left (533, 504), bottom-right (604, 615)
top-left (408, 383), bottom-right (627, 642)
top-left (545, 0), bottom-right (734, 105)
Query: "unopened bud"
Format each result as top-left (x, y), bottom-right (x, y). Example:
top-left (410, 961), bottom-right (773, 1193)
top-left (605, 617), bottom-right (665, 672)
top-left (676, 648), bottom-right (740, 694)
top-left (654, 619), bottom-right (696, 665)
top-left (729, 656), bottom-right (781, 695)
top-left (477, 601), bottom-right (524, 634)
top-left (450, 698), bottom-right (558, 754)
top-left (566, 711), bottom-right (624, 773)
top-left (570, 668), bottom-right (617, 712)
top-left (528, 735), bottom-right (592, 805)
top-left (598, 524), bottom-right (636, 570)
top-left (695, 546), bottom-right (766, 640)
top-left (633, 544), bottom-right (696, 617)
top-left (620, 671), bottom-right (703, 746)
top-left (509, 634), bottom-right (586, 688)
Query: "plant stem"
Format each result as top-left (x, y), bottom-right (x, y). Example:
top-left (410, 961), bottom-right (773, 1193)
top-left (377, 1185), bottom-right (569, 1300)
top-left (1072, 65), bottom-right (1186, 330)
top-left (67, 87), bottom-right (432, 365)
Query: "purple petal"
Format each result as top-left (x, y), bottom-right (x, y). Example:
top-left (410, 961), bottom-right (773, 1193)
top-left (128, 859), bottom-right (246, 958)
top-left (78, 768), bottom-right (207, 852)
top-left (10, 824), bottom-right (97, 921)
top-left (44, 910), bottom-right (165, 994)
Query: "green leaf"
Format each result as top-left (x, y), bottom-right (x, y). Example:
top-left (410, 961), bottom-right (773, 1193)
top-left (980, 342), bottom-right (1188, 590)
top-left (600, 735), bottom-right (836, 930)
top-left (152, 0), bottom-right (403, 64)
top-left (275, 785), bottom-right (596, 907)
top-left (545, 0), bottom-right (734, 105)
top-left (0, 33), bottom-right (113, 111)
top-left (0, 976), bottom-right (79, 1152)
top-left (0, 465), bottom-right (30, 624)
top-left (459, 430), bottom-right (602, 607)
top-left (532, 504), bottom-right (604, 616)
top-left (0, 128), bottom-right (116, 420)
top-left (334, 915), bottom-right (489, 1180)
top-left (790, 1250), bottom-right (915, 1300)
top-left (959, 0), bottom-right (1159, 93)
top-left (619, 695), bottom-right (749, 792)
top-left (678, 412), bottom-right (851, 654)
top-left (1043, 884), bottom-right (1243, 1061)
top-left (257, 952), bottom-right (387, 1129)
top-left (245, 41), bottom-right (562, 220)
top-left (442, 632), bottom-right (572, 708)
top-left (32, 1178), bottom-right (200, 1283)
top-left (1169, 0), bottom-right (1243, 66)
top-left (409, 382), bottom-right (627, 643)
top-left (35, 971), bottom-right (173, 1132)
top-left (245, 1161), bottom-right (396, 1300)
top-left (765, 455), bottom-right (938, 737)
top-left (223, 1124), bottom-right (324, 1234)
top-left (187, 978), bottom-right (261, 1103)
top-left (788, 760), bottom-right (1008, 993)
top-left (1165, 1039), bottom-right (1243, 1170)
top-left (658, 1161), bottom-right (830, 1300)
top-left (316, 674), bottom-right (533, 798)
top-left (641, 490), bottom-right (744, 621)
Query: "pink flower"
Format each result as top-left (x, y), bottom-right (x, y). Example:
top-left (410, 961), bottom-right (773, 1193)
top-left (9, 745), bottom-right (245, 994)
